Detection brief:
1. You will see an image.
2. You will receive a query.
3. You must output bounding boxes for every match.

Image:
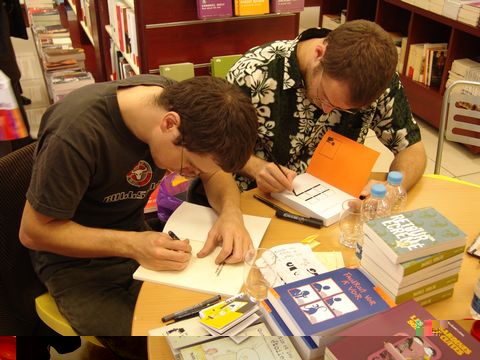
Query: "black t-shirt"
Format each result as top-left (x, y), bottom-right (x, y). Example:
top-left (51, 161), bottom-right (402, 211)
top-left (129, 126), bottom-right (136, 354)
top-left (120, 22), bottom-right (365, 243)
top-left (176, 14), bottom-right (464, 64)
top-left (27, 75), bottom-right (173, 281)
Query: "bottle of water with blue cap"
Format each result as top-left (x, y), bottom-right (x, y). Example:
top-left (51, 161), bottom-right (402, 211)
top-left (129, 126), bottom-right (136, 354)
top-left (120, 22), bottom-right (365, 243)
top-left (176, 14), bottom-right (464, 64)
top-left (361, 183), bottom-right (391, 222)
top-left (385, 171), bottom-right (407, 214)
top-left (356, 183), bottom-right (390, 260)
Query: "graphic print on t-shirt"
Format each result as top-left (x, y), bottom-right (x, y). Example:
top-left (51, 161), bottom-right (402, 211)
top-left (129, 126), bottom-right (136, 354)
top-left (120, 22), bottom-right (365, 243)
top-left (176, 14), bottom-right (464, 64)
top-left (126, 160), bottom-right (153, 187)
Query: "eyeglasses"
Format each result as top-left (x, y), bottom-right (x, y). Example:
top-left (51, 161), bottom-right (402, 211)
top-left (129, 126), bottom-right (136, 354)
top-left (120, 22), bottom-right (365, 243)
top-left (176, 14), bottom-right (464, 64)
top-left (314, 68), bottom-right (360, 115)
top-left (179, 145), bottom-right (185, 177)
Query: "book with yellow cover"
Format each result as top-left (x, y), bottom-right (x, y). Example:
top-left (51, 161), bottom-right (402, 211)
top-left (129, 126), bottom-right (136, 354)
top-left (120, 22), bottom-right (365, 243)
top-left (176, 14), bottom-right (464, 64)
top-left (199, 293), bottom-right (259, 334)
top-left (234, 0), bottom-right (269, 16)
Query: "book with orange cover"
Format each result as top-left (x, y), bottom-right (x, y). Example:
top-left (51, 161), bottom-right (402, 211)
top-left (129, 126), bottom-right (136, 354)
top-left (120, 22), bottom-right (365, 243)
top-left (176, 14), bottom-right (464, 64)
top-left (271, 130), bottom-right (379, 226)
top-left (307, 130), bottom-right (380, 198)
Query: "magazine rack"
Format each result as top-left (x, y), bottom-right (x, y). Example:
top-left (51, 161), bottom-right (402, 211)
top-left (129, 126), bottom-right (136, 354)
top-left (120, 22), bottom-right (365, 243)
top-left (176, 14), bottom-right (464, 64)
top-left (434, 80), bottom-right (480, 174)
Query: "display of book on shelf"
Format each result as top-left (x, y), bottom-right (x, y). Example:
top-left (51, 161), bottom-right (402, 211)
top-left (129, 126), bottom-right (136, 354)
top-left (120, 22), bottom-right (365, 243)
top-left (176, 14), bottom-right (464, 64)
top-left (271, 130), bottom-right (379, 226)
top-left (266, 267), bottom-right (393, 337)
top-left (270, 0), bottom-right (305, 13)
top-left (234, 0), bottom-right (270, 16)
top-left (196, 0), bottom-right (233, 20)
top-left (363, 207), bottom-right (467, 264)
top-left (458, 1), bottom-right (480, 26)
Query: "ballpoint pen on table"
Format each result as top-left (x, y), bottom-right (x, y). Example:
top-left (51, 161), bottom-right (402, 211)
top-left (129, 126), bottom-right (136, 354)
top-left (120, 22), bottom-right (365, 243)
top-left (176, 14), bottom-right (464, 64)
top-left (168, 231), bottom-right (180, 240)
top-left (253, 194), bottom-right (323, 228)
top-left (161, 294), bottom-right (222, 322)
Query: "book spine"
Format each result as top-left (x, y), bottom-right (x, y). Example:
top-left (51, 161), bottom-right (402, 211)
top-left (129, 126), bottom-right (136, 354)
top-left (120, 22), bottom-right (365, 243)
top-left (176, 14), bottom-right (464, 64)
top-left (403, 246), bottom-right (464, 276)
top-left (395, 273), bottom-right (459, 304)
top-left (417, 287), bottom-right (454, 307)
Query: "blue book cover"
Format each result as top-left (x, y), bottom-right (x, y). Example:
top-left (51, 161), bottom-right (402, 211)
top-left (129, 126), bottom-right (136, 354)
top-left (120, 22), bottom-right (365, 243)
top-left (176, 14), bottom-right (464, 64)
top-left (267, 267), bottom-right (392, 336)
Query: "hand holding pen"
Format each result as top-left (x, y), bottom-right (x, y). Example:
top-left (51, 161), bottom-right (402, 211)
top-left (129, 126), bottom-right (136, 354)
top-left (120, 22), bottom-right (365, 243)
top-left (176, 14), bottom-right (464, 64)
top-left (253, 157), bottom-right (297, 194)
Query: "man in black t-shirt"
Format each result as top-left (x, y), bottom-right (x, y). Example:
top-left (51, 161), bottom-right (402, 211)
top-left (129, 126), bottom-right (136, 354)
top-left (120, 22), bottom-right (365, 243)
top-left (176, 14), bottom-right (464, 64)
top-left (19, 76), bottom-right (258, 350)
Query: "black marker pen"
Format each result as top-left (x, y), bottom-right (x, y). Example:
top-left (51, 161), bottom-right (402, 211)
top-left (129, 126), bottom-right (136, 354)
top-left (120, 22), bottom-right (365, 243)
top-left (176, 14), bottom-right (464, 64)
top-left (275, 210), bottom-right (323, 229)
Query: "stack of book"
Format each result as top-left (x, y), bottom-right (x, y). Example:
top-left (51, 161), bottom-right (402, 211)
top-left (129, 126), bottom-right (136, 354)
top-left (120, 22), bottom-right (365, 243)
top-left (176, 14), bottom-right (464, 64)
top-left (458, 1), bottom-right (480, 26)
top-left (24, 0), bottom-right (96, 102)
top-left (263, 267), bottom-right (392, 358)
top-left (325, 299), bottom-right (480, 359)
top-left (46, 70), bottom-right (95, 103)
top-left (361, 207), bottom-right (467, 306)
top-left (42, 47), bottom-right (86, 72)
top-left (446, 57), bottom-right (480, 92)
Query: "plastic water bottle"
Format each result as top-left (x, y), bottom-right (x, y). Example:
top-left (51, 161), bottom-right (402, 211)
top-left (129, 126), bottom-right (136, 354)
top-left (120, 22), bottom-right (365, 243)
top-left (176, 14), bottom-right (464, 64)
top-left (385, 171), bottom-right (407, 214)
top-left (357, 184), bottom-right (391, 261)
top-left (361, 183), bottom-right (391, 222)
top-left (471, 277), bottom-right (480, 319)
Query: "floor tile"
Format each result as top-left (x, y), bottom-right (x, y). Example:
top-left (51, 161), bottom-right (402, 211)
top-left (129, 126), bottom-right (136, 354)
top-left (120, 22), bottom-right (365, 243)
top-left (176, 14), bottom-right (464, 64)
top-left (456, 172), bottom-right (480, 186)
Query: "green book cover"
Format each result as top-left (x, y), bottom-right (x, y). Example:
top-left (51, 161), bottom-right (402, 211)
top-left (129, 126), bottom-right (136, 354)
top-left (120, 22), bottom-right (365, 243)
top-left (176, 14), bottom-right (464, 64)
top-left (417, 286), bottom-right (454, 307)
top-left (401, 245), bottom-right (465, 276)
top-left (211, 54), bottom-right (242, 78)
top-left (395, 273), bottom-right (459, 304)
top-left (364, 207), bottom-right (467, 264)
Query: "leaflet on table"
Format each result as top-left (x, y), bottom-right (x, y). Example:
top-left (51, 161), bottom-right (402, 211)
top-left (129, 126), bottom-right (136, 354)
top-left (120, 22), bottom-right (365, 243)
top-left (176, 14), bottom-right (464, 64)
top-left (265, 243), bottom-right (330, 285)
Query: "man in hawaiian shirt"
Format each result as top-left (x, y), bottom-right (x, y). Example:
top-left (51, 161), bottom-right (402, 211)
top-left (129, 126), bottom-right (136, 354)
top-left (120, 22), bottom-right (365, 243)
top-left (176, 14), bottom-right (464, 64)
top-left (227, 20), bottom-right (427, 196)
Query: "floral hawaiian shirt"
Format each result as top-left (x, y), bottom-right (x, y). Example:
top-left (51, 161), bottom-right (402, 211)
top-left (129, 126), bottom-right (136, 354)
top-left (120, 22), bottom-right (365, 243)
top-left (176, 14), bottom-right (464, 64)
top-left (227, 28), bottom-right (421, 191)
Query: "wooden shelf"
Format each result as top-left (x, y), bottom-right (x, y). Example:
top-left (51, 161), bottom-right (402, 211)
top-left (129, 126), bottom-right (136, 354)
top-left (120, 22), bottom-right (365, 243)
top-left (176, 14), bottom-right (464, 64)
top-left (319, 0), bottom-right (480, 153)
top-left (105, 24), bottom-right (140, 75)
top-left (80, 20), bottom-right (94, 45)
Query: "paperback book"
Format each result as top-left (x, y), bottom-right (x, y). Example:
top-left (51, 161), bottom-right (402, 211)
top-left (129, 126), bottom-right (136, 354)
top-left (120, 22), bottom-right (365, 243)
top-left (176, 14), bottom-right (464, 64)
top-left (199, 293), bottom-right (260, 335)
top-left (363, 207), bottom-right (467, 264)
top-left (267, 267), bottom-right (393, 336)
top-left (326, 300), bottom-right (480, 359)
top-left (196, 0), bottom-right (233, 19)
top-left (361, 235), bottom-right (465, 282)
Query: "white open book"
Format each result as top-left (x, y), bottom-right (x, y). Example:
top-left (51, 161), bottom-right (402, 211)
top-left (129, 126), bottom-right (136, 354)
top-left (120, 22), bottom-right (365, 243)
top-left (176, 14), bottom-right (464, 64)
top-left (271, 130), bottom-right (380, 226)
top-left (133, 202), bottom-right (271, 296)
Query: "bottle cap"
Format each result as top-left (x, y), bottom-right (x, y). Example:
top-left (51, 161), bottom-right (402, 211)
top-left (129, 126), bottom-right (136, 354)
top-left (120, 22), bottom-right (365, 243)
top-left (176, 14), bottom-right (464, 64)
top-left (371, 183), bottom-right (386, 198)
top-left (471, 320), bottom-right (480, 342)
top-left (387, 171), bottom-right (403, 185)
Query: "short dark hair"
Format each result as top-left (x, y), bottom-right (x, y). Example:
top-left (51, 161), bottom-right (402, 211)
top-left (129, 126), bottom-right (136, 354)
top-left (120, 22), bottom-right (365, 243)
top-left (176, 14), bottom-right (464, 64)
top-left (157, 76), bottom-right (258, 173)
top-left (322, 20), bottom-right (398, 106)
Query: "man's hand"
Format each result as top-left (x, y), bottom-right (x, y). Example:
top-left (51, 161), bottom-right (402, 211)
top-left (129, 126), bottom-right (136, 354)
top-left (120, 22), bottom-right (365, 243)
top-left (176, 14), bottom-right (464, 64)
top-left (242, 156), bottom-right (296, 193)
top-left (137, 231), bottom-right (192, 271)
top-left (197, 207), bottom-right (252, 265)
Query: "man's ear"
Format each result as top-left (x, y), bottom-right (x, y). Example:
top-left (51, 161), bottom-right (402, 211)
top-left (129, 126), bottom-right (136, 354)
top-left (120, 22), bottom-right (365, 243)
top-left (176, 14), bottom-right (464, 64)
top-left (314, 41), bottom-right (327, 66)
top-left (160, 111), bottom-right (181, 132)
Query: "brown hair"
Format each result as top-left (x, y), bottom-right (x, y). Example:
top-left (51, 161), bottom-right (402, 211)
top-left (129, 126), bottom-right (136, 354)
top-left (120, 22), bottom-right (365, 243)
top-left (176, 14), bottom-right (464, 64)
top-left (322, 20), bottom-right (398, 106)
top-left (157, 76), bottom-right (258, 173)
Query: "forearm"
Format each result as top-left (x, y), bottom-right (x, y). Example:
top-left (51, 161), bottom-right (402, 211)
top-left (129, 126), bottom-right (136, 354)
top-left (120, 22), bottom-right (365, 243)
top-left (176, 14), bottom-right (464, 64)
top-left (238, 155), bottom-right (268, 181)
top-left (389, 141), bottom-right (427, 191)
top-left (20, 202), bottom-right (141, 259)
top-left (201, 171), bottom-right (242, 216)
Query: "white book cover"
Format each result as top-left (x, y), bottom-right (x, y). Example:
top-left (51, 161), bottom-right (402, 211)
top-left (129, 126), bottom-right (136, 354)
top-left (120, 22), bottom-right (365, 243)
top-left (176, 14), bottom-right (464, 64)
top-left (133, 202), bottom-right (271, 296)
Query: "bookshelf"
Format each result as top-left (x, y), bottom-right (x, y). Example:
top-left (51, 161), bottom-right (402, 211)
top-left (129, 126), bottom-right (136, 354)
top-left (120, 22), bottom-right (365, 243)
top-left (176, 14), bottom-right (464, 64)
top-left (316, 0), bottom-right (480, 153)
top-left (102, 0), bottom-right (300, 78)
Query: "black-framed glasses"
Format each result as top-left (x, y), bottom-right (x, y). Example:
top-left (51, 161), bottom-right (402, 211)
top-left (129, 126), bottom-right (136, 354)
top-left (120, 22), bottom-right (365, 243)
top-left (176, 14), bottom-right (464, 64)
top-left (314, 68), bottom-right (360, 114)
top-left (179, 145), bottom-right (185, 177)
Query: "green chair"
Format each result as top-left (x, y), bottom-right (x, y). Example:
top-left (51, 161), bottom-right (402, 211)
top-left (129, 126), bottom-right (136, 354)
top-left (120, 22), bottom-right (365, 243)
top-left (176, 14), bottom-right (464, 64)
top-left (159, 62), bottom-right (195, 81)
top-left (210, 54), bottom-right (242, 78)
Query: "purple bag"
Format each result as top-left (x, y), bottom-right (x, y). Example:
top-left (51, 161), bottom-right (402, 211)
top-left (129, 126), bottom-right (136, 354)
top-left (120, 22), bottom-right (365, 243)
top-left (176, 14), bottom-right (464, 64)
top-left (156, 172), bottom-right (191, 222)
